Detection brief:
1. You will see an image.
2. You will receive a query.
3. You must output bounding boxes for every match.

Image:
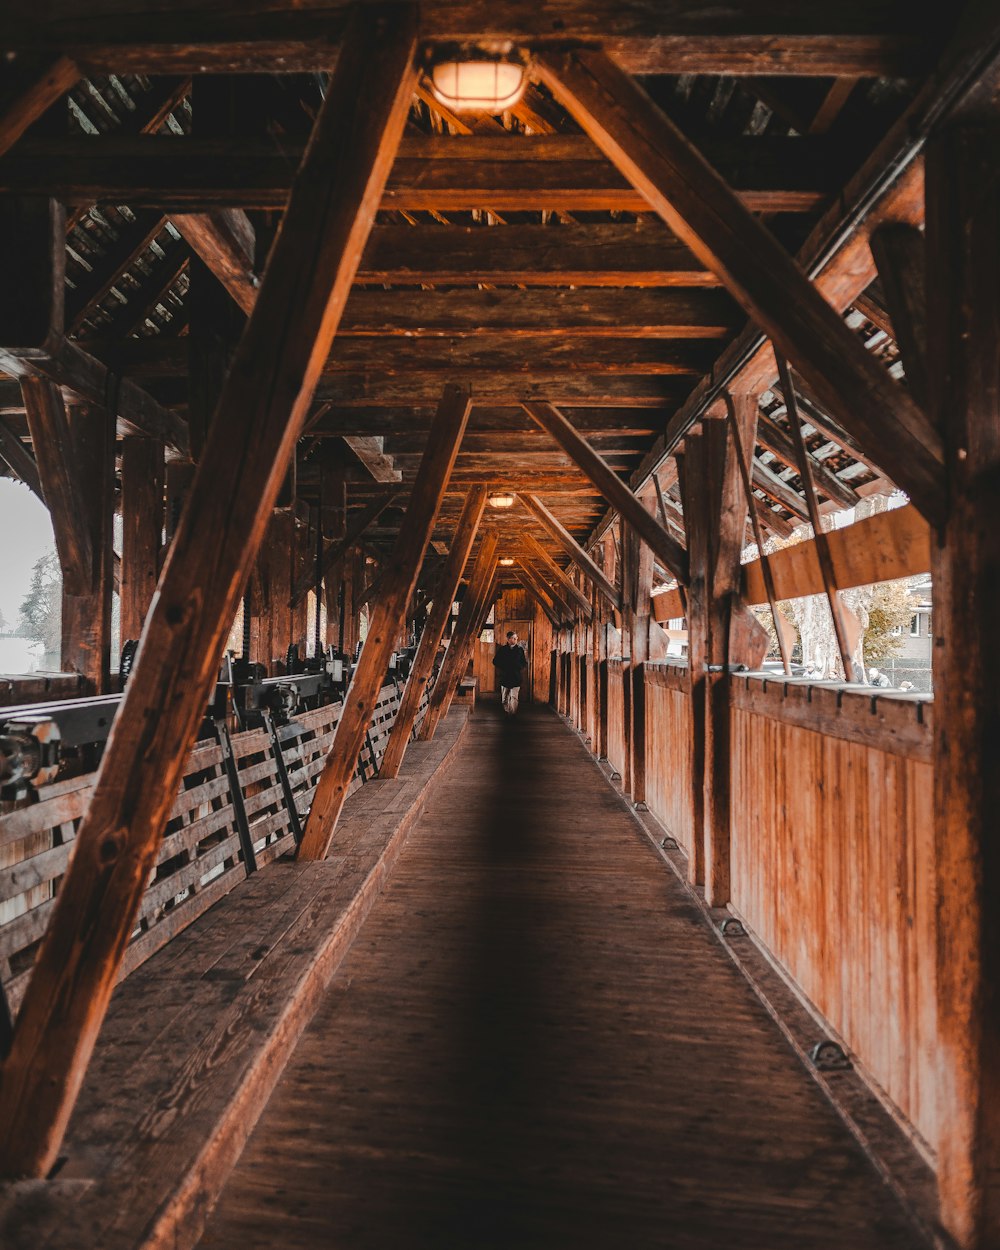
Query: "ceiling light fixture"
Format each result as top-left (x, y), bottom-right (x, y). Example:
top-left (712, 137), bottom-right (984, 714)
top-left (488, 491), bottom-right (516, 509)
top-left (498, 557), bottom-right (515, 567)
top-left (426, 46), bottom-right (528, 114)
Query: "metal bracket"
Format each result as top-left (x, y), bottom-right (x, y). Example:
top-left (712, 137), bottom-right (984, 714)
top-left (262, 710), bottom-right (304, 847)
top-left (610, 770), bottom-right (622, 782)
top-left (214, 719), bottom-right (258, 874)
top-left (719, 917), bottom-right (747, 938)
top-left (809, 1040), bottom-right (852, 1071)
top-left (634, 800), bottom-right (648, 812)
top-left (659, 835), bottom-right (679, 851)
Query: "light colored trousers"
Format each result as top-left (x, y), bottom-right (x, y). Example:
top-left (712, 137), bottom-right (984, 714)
top-left (501, 686), bottom-right (520, 714)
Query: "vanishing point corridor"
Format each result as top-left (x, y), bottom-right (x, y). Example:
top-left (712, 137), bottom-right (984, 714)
top-left (199, 701), bottom-right (922, 1250)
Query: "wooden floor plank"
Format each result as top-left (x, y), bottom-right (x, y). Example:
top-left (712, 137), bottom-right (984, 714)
top-left (199, 702), bottom-right (925, 1250)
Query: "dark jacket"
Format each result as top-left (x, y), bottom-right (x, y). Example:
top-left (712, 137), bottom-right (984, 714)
top-left (493, 642), bottom-right (528, 688)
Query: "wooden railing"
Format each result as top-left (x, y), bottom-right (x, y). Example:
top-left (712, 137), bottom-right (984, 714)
top-left (729, 676), bottom-right (937, 1154)
top-left (0, 680), bottom-right (418, 1024)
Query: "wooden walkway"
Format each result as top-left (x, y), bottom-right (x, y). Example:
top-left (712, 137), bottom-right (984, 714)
top-left (199, 701), bottom-right (925, 1250)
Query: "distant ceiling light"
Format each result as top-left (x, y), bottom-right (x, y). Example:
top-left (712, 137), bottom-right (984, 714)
top-left (427, 48), bottom-right (527, 114)
top-left (488, 491), bottom-right (516, 509)
top-left (498, 557), bottom-right (515, 566)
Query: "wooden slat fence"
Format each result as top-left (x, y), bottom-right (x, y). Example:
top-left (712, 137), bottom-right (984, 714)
top-left (0, 681), bottom-right (414, 1023)
top-left (644, 662), bottom-right (695, 857)
top-left (729, 676), bottom-right (938, 1156)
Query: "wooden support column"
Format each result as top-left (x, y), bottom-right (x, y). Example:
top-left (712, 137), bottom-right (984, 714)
top-left (379, 484), bottom-right (487, 779)
top-left (927, 122), bottom-right (1000, 1250)
top-left (630, 489), bottom-right (655, 807)
top-left (299, 382), bottom-right (471, 860)
top-left (59, 404), bottom-right (114, 692)
top-left (418, 533), bottom-right (499, 741)
top-left (0, 8), bottom-right (419, 1179)
top-left (21, 378), bottom-right (113, 691)
top-left (119, 436), bottom-right (164, 644)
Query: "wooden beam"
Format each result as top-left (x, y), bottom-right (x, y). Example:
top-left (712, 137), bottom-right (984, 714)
top-left (289, 490), bottom-right (399, 608)
top-left (66, 211), bottom-right (167, 332)
top-left (0, 55), bottom-right (77, 160)
top-left (0, 6), bottom-right (419, 1180)
top-left (523, 401), bottom-right (689, 583)
top-left (169, 210), bottom-right (258, 315)
top-left (20, 377), bottom-right (93, 595)
top-left (418, 532), bottom-right (499, 742)
top-left (119, 437), bottom-right (164, 644)
top-left (336, 286), bottom-right (739, 336)
top-left (0, 417), bottom-right (43, 500)
top-left (0, 6), bottom-right (935, 76)
top-left (754, 409), bottom-right (860, 509)
top-left (379, 484), bottom-right (487, 780)
top-left (777, 352), bottom-right (861, 681)
top-left (299, 380), bottom-right (470, 860)
top-left (0, 133), bottom-right (840, 213)
top-left (927, 121), bottom-right (1000, 1249)
top-left (870, 222), bottom-right (929, 411)
top-left (737, 502), bottom-right (929, 607)
top-left (356, 222), bottom-right (713, 287)
top-left (518, 493), bottom-right (622, 610)
top-left (750, 457), bottom-right (810, 521)
top-left (533, 48), bottom-right (944, 523)
top-left (513, 567), bottom-right (560, 628)
top-left (520, 532), bottom-right (594, 620)
top-left (518, 557), bottom-right (575, 624)
top-left (343, 435), bottom-right (401, 483)
top-left (2, 338), bottom-right (189, 457)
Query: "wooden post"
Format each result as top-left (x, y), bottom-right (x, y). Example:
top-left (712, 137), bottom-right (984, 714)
top-left (629, 490), bottom-right (655, 807)
top-left (418, 533), bottom-right (499, 741)
top-left (926, 122), bottom-right (1000, 1250)
top-left (0, 9), bottom-right (419, 1179)
top-left (120, 436), bottom-right (164, 644)
top-left (379, 484), bottom-right (487, 779)
top-left (59, 404), bottom-right (114, 692)
top-left (298, 382), bottom-right (471, 860)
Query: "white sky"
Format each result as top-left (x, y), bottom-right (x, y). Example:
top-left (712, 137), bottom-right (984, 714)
top-left (0, 479), bottom-right (55, 630)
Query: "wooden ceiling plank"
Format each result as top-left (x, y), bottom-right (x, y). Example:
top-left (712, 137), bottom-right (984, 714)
top-left (0, 133), bottom-right (838, 213)
top-left (356, 223), bottom-right (714, 287)
top-left (533, 48), bottom-right (944, 523)
top-left (754, 409), bottom-right (861, 509)
top-left (66, 211), bottom-right (167, 332)
top-left (0, 4), bottom-right (419, 1180)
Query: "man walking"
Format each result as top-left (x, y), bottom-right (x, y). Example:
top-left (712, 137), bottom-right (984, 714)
top-left (493, 630), bottom-right (528, 715)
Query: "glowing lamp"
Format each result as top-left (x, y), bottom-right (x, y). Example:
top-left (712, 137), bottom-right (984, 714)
top-left (498, 557), bottom-right (515, 567)
top-left (488, 491), bottom-right (516, 509)
top-left (428, 52), bottom-right (527, 114)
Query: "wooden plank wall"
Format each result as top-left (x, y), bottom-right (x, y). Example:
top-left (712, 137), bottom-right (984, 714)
top-left (728, 676), bottom-right (937, 1155)
top-left (606, 659), bottom-right (628, 779)
top-left (643, 663), bottom-right (695, 857)
top-left (550, 650), bottom-right (937, 1159)
top-left (0, 681), bottom-right (415, 1019)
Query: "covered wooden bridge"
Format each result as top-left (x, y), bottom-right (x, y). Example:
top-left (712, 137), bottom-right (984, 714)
top-left (0, 3), bottom-right (997, 1247)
